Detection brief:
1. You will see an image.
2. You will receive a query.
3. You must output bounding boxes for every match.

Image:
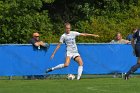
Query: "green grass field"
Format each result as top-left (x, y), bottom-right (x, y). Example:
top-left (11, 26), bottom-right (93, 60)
top-left (0, 78), bottom-right (140, 93)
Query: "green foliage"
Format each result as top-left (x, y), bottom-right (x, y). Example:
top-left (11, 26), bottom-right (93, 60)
top-left (45, 0), bottom-right (140, 43)
top-left (0, 0), bottom-right (140, 43)
top-left (75, 15), bottom-right (140, 43)
top-left (42, 0), bottom-right (55, 3)
top-left (0, 0), bottom-right (53, 43)
top-left (1, 78), bottom-right (140, 93)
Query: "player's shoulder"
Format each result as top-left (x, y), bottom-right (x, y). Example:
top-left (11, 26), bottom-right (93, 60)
top-left (61, 33), bottom-right (66, 37)
top-left (70, 31), bottom-right (78, 33)
top-left (70, 31), bottom-right (80, 34)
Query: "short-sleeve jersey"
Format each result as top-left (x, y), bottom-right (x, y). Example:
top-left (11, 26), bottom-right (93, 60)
top-left (59, 31), bottom-right (81, 53)
top-left (133, 29), bottom-right (140, 44)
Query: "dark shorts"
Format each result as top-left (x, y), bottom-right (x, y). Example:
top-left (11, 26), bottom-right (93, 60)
top-left (135, 45), bottom-right (140, 57)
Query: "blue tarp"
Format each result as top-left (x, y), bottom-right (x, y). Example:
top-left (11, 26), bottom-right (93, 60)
top-left (0, 44), bottom-right (138, 76)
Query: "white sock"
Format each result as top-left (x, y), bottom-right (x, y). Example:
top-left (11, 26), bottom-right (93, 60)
top-left (77, 66), bottom-right (83, 80)
top-left (52, 64), bottom-right (65, 70)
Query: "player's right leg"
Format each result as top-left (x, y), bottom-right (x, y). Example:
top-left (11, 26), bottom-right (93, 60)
top-left (46, 56), bottom-right (71, 73)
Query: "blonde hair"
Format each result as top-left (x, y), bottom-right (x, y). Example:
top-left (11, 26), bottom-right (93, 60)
top-left (64, 22), bottom-right (71, 26)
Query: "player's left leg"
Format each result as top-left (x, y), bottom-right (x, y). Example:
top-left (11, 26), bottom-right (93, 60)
top-left (74, 56), bottom-right (83, 80)
top-left (125, 57), bottom-right (140, 80)
top-left (46, 56), bottom-right (71, 73)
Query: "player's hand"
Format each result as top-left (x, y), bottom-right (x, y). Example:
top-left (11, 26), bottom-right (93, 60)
top-left (51, 54), bottom-right (54, 59)
top-left (94, 35), bottom-right (99, 37)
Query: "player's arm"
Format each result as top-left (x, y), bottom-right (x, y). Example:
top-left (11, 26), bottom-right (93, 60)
top-left (131, 38), bottom-right (135, 55)
top-left (79, 33), bottom-right (99, 37)
top-left (51, 42), bottom-right (62, 59)
top-left (131, 30), bottom-right (137, 55)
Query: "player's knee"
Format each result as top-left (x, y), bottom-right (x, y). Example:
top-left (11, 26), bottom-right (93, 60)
top-left (79, 62), bottom-right (83, 66)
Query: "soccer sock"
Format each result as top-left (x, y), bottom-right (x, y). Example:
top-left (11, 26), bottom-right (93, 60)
top-left (126, 64), bottom-right (140, 75)
top-left (52, 64), bottom-right (65, 70)
top-left (77, 66), bottom-right (83, 80)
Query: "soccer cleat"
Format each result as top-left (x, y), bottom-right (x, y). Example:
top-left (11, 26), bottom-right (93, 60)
top-left (124, 74), bottom-right (129, 80)
top-left (77, 77), bottom-right (81, 80)
top-left (46, 68), bottom-right (53, 73)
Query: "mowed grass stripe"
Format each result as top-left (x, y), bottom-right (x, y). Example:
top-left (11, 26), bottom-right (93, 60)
top-left (0, 78), bottom-right (140, 93)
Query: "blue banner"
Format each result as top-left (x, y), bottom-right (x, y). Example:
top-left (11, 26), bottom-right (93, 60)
top-left (0, 44), bottom-right (138, 76)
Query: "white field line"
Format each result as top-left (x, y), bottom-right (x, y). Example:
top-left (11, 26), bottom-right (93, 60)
top-left (87, 87), bottom-right (118, 93)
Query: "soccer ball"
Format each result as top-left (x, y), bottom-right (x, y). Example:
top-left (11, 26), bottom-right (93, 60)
top-left (67, 74), bottom-right (75, 80)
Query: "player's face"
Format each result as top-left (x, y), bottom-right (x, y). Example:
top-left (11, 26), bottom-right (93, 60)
top-left (65, 25), bottom-right (71, 34)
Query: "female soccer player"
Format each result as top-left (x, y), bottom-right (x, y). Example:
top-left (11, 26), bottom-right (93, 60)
top-left (46, 22), bottom-right (99, 80)
top-left (124, 29), bottom-right (140, 80)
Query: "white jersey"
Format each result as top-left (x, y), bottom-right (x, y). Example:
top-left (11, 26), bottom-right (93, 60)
top-left (59, 31), bottom-right (81, 53)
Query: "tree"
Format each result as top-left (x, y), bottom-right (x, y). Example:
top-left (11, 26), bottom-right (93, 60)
top-left (0, 0), bottom-right (53, 43)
